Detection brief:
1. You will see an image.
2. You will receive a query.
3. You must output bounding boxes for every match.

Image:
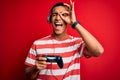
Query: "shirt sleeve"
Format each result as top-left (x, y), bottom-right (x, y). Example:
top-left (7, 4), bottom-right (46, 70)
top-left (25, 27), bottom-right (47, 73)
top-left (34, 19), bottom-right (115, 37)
top-left (24, 42), bottom-right (37, 67)
top-left (78, 41), bottom-right (86, 57)
top-left (78, 38), bottom-right (92, 58)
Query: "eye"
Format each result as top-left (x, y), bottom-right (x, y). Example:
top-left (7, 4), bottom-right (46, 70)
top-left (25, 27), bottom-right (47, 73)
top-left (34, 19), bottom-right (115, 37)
top-left (52, 12), bottom-right (58, 17)
top-left (62, 13), bottom-right (69, 17)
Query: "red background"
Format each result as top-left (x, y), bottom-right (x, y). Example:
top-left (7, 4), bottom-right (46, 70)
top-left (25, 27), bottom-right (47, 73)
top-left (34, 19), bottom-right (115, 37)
top-left (0, 0), bottom-right (120, 80)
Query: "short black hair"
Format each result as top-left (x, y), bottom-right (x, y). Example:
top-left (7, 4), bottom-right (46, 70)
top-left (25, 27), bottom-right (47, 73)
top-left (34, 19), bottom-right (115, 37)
top-left (50, 2), bottom-right (70, 13)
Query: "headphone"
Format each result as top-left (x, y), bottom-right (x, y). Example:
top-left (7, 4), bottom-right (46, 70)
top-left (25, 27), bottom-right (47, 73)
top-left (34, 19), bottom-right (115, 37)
top-left (47, 2), bottom-right (70, 23)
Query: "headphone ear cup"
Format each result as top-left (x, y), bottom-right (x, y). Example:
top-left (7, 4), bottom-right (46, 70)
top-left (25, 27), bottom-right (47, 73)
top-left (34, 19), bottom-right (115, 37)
top-left (47, 15), bottom-right (52, 23)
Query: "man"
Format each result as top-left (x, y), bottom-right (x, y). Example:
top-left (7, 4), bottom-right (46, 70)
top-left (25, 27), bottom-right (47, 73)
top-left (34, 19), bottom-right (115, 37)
top-left (25, 0), bottom-right (104, 80)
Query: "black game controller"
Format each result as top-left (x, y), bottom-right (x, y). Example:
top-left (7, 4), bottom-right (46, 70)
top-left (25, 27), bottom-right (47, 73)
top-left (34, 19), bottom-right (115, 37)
top-left (42, 55), bottom-right (63, 68)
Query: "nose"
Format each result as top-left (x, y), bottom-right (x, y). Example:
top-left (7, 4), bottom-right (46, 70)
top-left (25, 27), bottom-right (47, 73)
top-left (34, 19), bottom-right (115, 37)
top-left (55, 14), bottom-right (61, 21)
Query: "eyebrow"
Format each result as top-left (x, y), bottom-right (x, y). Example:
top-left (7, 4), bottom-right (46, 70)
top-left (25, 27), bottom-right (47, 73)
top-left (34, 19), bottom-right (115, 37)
top-left (52, 10), bottom-right (69, 13)
top-left (52, 12), bottom-right (63, 14)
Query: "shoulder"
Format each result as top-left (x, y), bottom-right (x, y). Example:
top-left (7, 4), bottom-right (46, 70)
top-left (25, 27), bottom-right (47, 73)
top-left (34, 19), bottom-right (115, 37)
top-left (69, 35), bottom-right (83, 42)
top-left (33, 35), bottom-right (52, 45)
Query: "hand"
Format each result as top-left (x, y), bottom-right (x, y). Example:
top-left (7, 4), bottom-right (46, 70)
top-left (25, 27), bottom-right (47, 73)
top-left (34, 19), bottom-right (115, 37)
top-left (35, 57), bottom-right (47, 70)
top-left (59, 0), bottom-right (77, 24)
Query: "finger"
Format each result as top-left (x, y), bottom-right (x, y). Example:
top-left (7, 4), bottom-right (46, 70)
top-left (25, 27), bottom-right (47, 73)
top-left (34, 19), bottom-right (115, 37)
top-left (37, 65), bottom-right (47, 70)
top-left (60, 14), bottom-right (71, 24)
top-left (70, 0), bottom-right (74, 11)
top-left (36, 57), bottom-right (47, 61)
top-left (59, 14), bottom-right (64, 21)
top-left (64, 3), bottom-right (70, 8)
top-left (35, 61), bottom-right (47, 70)
top-left (72, 2), bottom-right (74, 11)
top-left (59, 14), bottom-right (69, 23)
top-left (37, 60), bottom-right (47, 65)
top-left (39, 64), bottom-right (47, 68)
top-left (70, 0), bottom-right (72, 6)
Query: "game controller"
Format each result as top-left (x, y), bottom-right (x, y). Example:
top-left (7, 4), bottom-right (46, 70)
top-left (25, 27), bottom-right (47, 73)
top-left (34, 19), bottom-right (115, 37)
top-left (42, 55), bottom-right (64, 68)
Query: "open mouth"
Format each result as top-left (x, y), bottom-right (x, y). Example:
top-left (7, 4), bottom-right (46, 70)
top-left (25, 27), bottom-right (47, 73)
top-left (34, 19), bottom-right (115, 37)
top-left (55, 22), bottom-right (63, 26)
top-left (54, 22), bottom-right (63, 30)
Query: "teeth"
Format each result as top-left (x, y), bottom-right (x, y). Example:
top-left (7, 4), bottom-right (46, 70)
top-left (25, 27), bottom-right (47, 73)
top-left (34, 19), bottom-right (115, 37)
top-left (55, 22), bottom-right (62, 26)
top-left (55, 23), bottom-right (62, 25)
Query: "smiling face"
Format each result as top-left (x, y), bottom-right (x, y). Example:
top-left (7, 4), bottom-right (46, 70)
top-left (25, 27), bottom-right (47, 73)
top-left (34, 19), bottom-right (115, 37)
top-left (51, 6), bottom-right (70, 37)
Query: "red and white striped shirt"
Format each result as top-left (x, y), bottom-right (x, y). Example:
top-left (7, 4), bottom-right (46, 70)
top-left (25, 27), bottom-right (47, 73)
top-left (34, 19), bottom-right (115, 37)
top-left (25, 35), bottom-right (85, 80)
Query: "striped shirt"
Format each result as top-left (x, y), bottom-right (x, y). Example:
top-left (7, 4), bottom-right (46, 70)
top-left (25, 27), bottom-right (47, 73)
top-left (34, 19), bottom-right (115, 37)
top-left (25, 35), bottom-right (85, 80)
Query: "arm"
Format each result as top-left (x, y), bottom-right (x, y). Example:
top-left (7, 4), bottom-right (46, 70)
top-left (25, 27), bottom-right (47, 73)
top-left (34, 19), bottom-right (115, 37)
top-left (25, 66), bottom-right (40, 80)
top-left (71, 0), bottom-right (104, 57)
top-left (25, 57), bottom-right (47, 79)
top-left (61, 0), bottom-right (104, 57)
top-left (74, 23), bottom-right (104, 57)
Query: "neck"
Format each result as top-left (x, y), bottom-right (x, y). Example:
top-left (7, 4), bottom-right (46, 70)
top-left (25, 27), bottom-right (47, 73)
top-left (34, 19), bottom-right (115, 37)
top-left (52, 33), bottom-right (68, 40)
